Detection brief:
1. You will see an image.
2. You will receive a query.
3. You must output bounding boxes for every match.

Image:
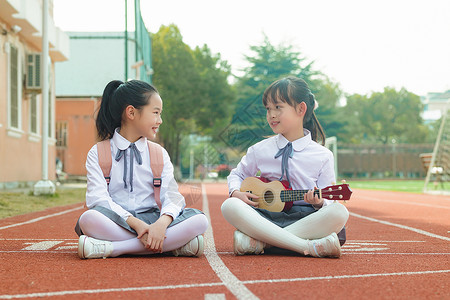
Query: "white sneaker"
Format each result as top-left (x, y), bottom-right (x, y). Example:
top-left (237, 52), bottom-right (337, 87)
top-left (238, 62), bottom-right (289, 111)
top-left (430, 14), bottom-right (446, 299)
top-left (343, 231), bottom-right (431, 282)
top-left (173, 235), bottom-right (204, 257)
top-left (306, 232), bottom-right (341, 258)
top-left (234, 230), bottom-right (265, 255)
top-left (78, 235), bottom-right (113, 259)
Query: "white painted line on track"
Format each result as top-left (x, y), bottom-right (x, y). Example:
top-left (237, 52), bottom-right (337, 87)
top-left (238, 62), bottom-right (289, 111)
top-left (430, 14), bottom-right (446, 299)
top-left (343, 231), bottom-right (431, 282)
top-left (204, 294), bottom-right (226, 300)
top-left (0, 282), bottom-right (225, 299)
top-left (356, 197), bottom-right (450, 209)
top-left (0, 206), bottom-right (84, 230)
top-left (201, 184), bottom-right (259, 300)
top-left (215, 251), bottom-right (450, 255)
top-left (0, 238), bottom-right (77, 241)
top-left (348, 240), bottom-right (425, 243)
top-left (0, 269), bottom-right (448, 299)
top-left (241, 269), bottom-right (450, 285)
top-left (344, 252), bottom-right (450, 255)
top-left (0, 251), bottom-right (74, 254)
top-left (22, 241), bottom-right (63, 250)
top-left (350, 212), bottom-right (450, 241)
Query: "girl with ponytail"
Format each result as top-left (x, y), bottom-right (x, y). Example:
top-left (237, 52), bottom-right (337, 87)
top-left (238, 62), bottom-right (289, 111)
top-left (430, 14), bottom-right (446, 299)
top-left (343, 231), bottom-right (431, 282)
top-left (75, 80), bottom-right (208, 259)
top-left (222, 76), bottom-right (349, 258)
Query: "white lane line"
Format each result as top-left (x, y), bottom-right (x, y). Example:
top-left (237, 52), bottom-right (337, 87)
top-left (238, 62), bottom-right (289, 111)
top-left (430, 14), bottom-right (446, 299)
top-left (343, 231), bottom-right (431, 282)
top-left (355, 197), bottom-right (450, 209)
top-left (1, 250), bottom-right (448, 255)
top-left (0, 206), bottom-right (84, 230)
top-left (204, 294), bottom-right (226, 300)
top-left (242, 269), bottom-right (450, 285)
top-left (344, 252), bottom-right (450, 255)
top-left (0, 238), bottom-right (77, 241)
top-left (201, 184), bottom-right (259, 300)
top-left (214, 251), bottom-right (450, 255)
top-left (0, 282), bottom-right (225, 299)
top-left (22, 241), bottom-right (63, 251)
top-left (1, 269), bottom-right (448, 299)
top-left (350, 212), bottom-right (450, 241)
top-left (348, 240), bottom-right (425, 243)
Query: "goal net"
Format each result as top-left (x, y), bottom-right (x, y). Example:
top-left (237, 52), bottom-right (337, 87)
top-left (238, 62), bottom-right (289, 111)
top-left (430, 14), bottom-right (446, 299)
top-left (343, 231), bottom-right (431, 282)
top-left (423, 100), bottom-right (450, 194)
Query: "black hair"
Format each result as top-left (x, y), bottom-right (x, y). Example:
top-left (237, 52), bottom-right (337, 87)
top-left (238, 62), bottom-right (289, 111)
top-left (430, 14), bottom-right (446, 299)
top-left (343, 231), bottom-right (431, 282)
top-left (96, 80), bottom-right (159, 140)
top-left (262, 76), bottom-right (326, 145)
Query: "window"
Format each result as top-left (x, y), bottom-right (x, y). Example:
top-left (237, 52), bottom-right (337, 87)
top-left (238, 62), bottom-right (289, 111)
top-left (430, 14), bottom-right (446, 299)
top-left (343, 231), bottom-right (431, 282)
top-left (56, 121), bottom-right (68, 147)
top-left (9, 45), bottom-right (19, 129)
top-left (29, 94), bottom-right (38, 134)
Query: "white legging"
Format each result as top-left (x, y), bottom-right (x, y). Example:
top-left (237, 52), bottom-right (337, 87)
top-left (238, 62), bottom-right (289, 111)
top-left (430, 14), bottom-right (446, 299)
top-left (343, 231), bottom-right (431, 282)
top-left (221, 197), bottom-right (349, 254)
top-left (78, 210), bottom-right (208, 257)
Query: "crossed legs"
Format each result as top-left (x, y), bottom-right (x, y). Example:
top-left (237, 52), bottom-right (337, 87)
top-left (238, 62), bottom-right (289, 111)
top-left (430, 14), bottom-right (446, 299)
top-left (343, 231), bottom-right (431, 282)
top-left (221, 197), bottom-right (349, 255)
top-left (78, 209), bottom-right (208, 257)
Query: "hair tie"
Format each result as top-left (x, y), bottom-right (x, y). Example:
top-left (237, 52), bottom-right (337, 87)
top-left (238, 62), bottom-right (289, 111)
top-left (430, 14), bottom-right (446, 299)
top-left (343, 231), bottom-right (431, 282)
top-left (309, 92), bottom-right (319, 110)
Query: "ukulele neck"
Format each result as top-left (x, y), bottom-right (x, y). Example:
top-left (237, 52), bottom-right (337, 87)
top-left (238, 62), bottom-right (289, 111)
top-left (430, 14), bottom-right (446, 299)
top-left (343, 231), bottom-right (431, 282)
top-left (280, 189), bottom-right (321, 203)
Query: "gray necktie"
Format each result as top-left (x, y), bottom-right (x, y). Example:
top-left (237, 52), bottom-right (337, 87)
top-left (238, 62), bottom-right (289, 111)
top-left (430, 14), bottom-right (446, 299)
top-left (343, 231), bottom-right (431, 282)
top-left (115, 143), bottom-right (142, 192)
top-left (274, 142), bottom-right (294, 188)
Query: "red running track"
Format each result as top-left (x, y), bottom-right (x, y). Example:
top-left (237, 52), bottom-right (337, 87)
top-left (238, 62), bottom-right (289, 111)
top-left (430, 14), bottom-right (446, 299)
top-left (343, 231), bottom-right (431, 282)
top-left (0, 183), bottom-right (449, 299)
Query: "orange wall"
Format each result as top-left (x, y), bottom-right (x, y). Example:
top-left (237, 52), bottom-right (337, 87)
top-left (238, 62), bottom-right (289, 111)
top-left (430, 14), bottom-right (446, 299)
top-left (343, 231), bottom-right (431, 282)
top-left (56, 98), bottom-right (100, 175)
top-left (0, 95), bottom-right (56, 183)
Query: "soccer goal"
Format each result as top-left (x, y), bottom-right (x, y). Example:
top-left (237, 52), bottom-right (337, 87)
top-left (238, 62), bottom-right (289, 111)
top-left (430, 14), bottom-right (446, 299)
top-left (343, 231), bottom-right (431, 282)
top-left (325, 136), bottom-right (338, 179)
top-left (423, 100), bottom-right (450, 194)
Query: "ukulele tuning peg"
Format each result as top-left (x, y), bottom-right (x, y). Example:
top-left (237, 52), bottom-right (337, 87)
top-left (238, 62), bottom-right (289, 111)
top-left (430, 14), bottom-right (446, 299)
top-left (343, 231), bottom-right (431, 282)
top-left (341, 179), bottom-right (347, 184)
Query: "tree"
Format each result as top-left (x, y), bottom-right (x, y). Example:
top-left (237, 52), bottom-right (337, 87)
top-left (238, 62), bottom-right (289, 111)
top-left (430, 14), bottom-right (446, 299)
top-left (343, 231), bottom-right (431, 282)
top-left (152, 24), bottom-right (199, 165)
top-left (344, 87), bottom-right (429, 144)
top-left (191, 45), bottom-right (236, 139)
top-left (152, 24), bottom-right (235, 167)
top-left (228, 35), bottom-right (344, 152)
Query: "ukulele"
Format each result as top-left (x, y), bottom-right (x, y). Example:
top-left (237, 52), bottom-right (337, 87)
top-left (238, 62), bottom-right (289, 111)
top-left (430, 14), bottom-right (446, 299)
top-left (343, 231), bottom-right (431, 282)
top-left (240, 177), bottom-right (352, 212)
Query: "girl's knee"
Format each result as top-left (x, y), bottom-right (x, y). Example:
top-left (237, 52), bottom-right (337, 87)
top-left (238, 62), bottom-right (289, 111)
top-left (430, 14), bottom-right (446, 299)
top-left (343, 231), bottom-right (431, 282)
top-left (221, 197), bottom-right (243, 217)
top-left (196, 213), bottom-right (209, 233)
top-left (327, 202), bottom-right (349, 223)
top-left (78, 209), bottom-right (103, 230)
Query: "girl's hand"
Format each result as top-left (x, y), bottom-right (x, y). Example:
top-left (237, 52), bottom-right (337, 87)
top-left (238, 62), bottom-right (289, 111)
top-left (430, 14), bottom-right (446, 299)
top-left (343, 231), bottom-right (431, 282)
top-left (137, 215), bottom-right (173, 253)
top-left (231, 190), bottom-right (259, 207)
top-left (304, 187), bottom-right (324, 208)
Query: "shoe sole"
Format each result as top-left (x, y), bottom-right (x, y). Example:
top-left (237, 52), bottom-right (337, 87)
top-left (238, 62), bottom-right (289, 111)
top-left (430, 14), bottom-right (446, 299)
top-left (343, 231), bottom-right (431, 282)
top-left (78, 235), bottom-right (87, 259)
top-left (196, 235), bottom-right (204, 257)
top-left (332, 232), bottom-right (342, 258)
top-left (233, 230), bottom-right (243, 255)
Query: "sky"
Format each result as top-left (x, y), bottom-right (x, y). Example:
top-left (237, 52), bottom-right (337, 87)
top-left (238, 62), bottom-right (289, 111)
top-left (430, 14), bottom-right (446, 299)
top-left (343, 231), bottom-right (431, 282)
top-left (53, 0), bottom-right (450, 97)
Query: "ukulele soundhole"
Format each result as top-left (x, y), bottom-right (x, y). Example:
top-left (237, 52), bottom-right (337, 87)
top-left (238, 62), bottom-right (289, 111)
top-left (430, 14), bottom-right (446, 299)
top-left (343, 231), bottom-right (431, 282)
top-left (264, 190), bottom-right (274, 203)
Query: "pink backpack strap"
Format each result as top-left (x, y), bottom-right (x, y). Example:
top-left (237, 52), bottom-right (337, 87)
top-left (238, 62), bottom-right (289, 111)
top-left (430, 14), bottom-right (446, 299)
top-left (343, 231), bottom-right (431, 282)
top-left (97, 140), bottom-right (112, 184)
top-left (148, 141), bottom-right (164, 210)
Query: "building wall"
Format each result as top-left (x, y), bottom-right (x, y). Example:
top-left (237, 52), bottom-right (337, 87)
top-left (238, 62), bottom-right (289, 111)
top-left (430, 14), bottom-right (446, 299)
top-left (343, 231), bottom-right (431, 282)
top-left (0, 0), bottom-right (69, 188)
top-left (0, 34), bottom-right (56, 185)
top-left (55, 98), bottom-right (99, 176)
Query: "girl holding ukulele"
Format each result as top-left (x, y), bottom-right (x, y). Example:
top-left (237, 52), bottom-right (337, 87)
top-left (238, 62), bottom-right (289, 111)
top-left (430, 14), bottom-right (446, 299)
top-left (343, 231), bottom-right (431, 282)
top-left (222, 77), bottom-right (349, 258)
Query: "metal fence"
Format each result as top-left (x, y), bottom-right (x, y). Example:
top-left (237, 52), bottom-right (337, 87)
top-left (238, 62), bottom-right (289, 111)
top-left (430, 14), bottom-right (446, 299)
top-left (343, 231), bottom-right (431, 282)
top-left (337, 143), bottom-right (434, 179)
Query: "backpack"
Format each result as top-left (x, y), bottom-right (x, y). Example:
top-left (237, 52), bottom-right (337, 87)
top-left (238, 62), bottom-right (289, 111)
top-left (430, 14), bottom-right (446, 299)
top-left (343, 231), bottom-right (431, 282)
top-left (96, 140), bottom-right (164, 210)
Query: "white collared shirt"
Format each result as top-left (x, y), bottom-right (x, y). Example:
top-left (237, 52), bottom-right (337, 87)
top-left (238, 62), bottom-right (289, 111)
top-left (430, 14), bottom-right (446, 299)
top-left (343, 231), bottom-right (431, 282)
top-left (86, 129), bottom-right (185, 220)
top-left (228, 130), bottom-right (336, 206)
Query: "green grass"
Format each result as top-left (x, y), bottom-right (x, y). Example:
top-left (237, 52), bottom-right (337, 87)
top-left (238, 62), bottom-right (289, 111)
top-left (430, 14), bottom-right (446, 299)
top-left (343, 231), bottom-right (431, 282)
top-left (0, 188), bottom-right (85, 219)
top-left (346, 180), bottom-right (427, 193)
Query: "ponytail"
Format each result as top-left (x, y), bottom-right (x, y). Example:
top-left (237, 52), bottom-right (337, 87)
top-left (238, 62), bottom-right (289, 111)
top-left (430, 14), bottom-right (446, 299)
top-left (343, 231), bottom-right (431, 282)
top-left (96, 80), bottom-right (158, 141)
top-left (304, 93), bottom-right (326, 145)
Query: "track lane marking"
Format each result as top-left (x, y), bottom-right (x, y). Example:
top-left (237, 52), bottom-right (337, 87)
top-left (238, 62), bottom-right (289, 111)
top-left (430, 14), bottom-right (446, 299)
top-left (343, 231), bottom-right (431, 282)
top-left (0, 206), bottom-right (84, 230)
top-left (201, 184), bottom-right (258, 300)
top-left (0, 270), bottom-right (448, 299)
top-left (350, 212), bottom-right (450, 241)
top-left (242, 269), bottom-right (450, 284)
top-left (354, 197), bottom-right (450, 209)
